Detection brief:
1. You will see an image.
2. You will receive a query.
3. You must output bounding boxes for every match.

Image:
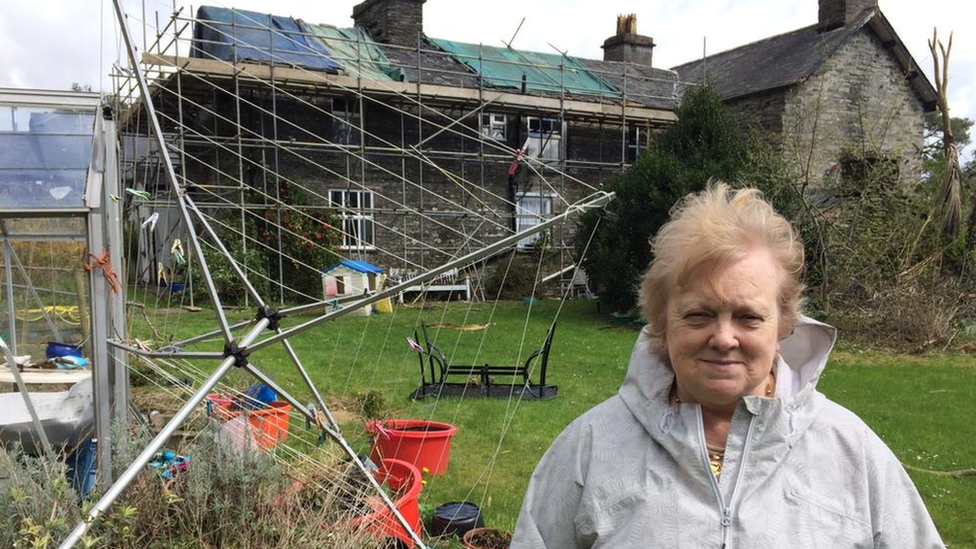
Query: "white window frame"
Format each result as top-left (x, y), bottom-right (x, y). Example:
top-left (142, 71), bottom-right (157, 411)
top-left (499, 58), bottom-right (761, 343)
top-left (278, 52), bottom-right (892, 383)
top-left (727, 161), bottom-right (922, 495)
top-left (328, 189), bottom-right (375, 250)
top-left (523, 116), bottom-right (563, 161)
top-left (481, 112), bottom-right (506, 140)
top-left (331, 98), bottom-right (361, 146)
top-left (515, 192), bottom-right (553, 249)
top-left (627, 124), bottom-right (650, 162)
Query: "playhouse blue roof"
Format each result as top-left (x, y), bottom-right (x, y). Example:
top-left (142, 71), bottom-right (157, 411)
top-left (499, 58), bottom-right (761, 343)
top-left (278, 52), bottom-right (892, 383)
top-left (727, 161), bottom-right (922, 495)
top-left (321, 259), bottom-right (383, 274)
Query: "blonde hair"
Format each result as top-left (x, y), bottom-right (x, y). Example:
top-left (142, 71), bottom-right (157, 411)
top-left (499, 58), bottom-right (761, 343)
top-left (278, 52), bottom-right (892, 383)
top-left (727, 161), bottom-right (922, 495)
top-left (639, 182), bottom-right (805, 339)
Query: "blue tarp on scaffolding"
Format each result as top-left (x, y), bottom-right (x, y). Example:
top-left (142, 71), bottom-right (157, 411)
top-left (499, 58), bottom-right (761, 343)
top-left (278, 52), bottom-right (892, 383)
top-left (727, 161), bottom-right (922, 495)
top-left (191, 6), bottom-right (341, 72)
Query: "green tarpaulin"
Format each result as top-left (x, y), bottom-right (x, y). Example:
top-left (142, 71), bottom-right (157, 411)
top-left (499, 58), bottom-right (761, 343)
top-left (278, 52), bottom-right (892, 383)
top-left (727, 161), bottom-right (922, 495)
top-left (307, 25), bottom-right (404, 82)
top-left (428, 38), bottom-right (619, 97)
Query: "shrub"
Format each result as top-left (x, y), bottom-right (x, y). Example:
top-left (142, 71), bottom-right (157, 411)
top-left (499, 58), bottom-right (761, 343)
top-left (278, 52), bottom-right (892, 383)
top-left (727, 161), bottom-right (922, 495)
top-left (0, 424), bottom-right (401, 549)
top-left (576, 86), bottom-right (746, 312)
top-left (192, 182), bottom-right (343, 305)
top-left (484, 255), bottom-right (539, 300)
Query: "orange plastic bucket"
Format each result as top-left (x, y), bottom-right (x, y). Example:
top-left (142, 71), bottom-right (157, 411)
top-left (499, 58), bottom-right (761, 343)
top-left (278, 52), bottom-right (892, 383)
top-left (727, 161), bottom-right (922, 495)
top-left (210, 397), bottom-right (292, 450)
top-left (367, 419), bottom-right (458, 475)
top-left (281, 458), bottom-right (423, 546)
top-left (352, 458), bottom-right (423, 546)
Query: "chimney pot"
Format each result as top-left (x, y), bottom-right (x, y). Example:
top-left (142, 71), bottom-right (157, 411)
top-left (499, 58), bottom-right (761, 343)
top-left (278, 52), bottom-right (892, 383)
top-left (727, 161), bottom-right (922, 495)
top-left (352, 0), bottom-right (426, 46)
top-left (602, 13), bottom-right (654, 66)
top-left (817, 0), bottom-right (878, 31)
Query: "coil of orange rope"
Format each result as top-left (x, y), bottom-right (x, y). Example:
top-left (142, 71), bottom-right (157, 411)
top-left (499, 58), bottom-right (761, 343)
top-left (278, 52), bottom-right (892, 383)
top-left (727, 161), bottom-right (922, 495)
top-left (84, 252), bottom-right (121, 294)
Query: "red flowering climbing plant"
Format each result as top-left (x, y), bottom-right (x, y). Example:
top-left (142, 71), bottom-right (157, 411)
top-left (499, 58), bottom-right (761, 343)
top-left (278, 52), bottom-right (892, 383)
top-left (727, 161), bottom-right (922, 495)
top-left (255, 181), bottom-right (343, 302)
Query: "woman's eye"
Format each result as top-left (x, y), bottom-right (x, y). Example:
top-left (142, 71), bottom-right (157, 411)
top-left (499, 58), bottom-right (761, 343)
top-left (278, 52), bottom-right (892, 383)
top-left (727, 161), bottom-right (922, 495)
top-left (685, 311), bottom-right (709, 320)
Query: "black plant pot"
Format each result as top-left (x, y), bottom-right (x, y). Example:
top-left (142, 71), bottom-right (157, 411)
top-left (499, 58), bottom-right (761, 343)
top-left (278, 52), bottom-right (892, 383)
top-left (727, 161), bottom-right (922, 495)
top-left (431, 501), bottom-right (484, 538)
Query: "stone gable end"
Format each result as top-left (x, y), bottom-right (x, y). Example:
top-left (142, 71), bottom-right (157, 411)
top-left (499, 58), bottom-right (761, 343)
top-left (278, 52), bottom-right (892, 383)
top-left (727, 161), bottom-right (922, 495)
top-left (780, 27), bottom-right (925, 181)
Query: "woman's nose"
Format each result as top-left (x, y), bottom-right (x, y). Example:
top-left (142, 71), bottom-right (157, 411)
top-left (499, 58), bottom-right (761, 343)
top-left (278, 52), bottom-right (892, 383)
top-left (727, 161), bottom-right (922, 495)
top-left (708, 318), bottom-right (739, 351)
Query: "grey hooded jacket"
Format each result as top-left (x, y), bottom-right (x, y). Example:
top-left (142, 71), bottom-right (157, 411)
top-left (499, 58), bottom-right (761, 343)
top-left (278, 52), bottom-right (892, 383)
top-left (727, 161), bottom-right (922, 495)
top-left (511, 317), bottom-right (944, 548)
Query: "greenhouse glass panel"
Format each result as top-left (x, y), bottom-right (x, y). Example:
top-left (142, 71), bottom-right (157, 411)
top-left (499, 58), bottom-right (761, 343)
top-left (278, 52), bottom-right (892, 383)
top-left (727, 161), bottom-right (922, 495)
top-left (0, 104), bottom-right (96, 208)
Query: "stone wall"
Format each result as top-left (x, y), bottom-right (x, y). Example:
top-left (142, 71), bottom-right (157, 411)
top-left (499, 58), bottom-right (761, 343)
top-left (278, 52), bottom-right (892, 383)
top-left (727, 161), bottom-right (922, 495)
top-left (725, 89), bottom-right (788, 146)
top-left (169, 89), bottom-right (631, 277)
top-left (780, 28), bottom-right (925, 182)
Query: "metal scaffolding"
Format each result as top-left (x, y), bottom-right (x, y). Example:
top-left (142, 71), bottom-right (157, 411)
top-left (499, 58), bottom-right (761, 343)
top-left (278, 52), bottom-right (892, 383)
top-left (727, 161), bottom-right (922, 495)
top-left (51, 3), bottom-right (681, 547)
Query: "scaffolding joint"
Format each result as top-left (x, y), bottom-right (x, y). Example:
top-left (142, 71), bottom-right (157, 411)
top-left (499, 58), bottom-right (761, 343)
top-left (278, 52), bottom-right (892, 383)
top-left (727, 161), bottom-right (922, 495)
top-left (255, 306), bottom-right (282, 331)
top-left (222, 341), bottom-right (250, 368)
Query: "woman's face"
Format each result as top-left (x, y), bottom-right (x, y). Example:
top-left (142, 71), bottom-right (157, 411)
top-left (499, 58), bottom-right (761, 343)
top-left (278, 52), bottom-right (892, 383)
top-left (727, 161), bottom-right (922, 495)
top-left (664, 249), bottom-right (781, 409)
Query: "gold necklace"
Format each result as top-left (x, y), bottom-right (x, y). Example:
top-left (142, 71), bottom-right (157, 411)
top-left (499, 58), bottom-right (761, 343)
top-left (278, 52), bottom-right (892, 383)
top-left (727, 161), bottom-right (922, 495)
top-left (706, 444), bottom-right (725, 477)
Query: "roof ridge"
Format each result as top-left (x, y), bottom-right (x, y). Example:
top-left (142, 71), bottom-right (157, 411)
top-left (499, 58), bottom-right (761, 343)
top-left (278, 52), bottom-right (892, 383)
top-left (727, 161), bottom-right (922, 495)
top-left (671, 22), bottom-right (832, 71)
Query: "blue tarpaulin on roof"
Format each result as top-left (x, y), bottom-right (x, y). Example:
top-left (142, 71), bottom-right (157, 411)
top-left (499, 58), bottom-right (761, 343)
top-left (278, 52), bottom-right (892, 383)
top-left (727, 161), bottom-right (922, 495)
top-left (322, 259), bottom-right (383, 274)
top-left (192, 6), bottom-right (341, 72)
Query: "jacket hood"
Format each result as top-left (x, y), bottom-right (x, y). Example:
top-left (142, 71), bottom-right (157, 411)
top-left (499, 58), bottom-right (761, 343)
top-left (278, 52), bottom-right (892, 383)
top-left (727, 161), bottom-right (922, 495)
top-left (618, 315), bottom-right (837, 453)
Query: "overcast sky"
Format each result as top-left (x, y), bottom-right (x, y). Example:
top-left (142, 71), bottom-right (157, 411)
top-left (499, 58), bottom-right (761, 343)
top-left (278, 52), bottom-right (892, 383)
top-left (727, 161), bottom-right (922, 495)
top-left (1, 0), bottom-right (972, 160)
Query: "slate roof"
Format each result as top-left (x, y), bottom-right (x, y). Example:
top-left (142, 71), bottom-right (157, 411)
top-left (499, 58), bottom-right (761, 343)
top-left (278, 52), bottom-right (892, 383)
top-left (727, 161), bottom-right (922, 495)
top-left (377, 41), bottom-right (678, 111)
top-left (673, 12), bottom-right (870, 100)
top-left (671, 9), bottom-right (936, 110)
top-left (378, 42), bottom-right (481, 88)
top-left (580, 59), bottom-right (677, 110)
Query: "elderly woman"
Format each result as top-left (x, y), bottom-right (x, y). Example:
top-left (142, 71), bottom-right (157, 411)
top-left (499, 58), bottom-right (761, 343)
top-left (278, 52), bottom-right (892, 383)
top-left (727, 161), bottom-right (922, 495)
top-left (511, 184), bottom-right (944, 548)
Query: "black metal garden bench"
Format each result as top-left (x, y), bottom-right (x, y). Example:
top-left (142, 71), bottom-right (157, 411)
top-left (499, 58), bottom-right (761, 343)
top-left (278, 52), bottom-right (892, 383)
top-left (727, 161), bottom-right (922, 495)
top-left (408, 321), bottom-right (558, 400)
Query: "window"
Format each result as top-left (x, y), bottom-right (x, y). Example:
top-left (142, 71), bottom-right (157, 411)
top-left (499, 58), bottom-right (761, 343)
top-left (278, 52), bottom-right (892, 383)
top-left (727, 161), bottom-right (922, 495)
top-left (329, 189), bottom-right (375, 250)
top-left (838, 150), bottom-right (899, 191)
top-left (516, 193), bottom-right (552, 248)
top-left (627, 124), bottom-right (650, 162)
top-left (481, 113), bottom-right (506, 140)
top-left (523, 117), bottom-right (562, 161)
top-left (331, 98), bottom-right (360, 146)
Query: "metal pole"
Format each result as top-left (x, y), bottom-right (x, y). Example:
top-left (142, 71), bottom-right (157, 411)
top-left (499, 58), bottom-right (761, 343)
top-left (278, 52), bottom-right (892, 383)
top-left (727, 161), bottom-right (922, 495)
top-left (279, 340), bottom-right (338, 429)
top-left (161, 292), bottom-right (368, 350)
top-left (0, 335), bottom-right (53, 456)
top-left (3, 242), bottom-right (18, 355)
top-left (105, 340), bottom-right (224, 359)
top-left (102, 108), bottom-right (129, 424)
top-left (111, 0), bottom-right (234, 344)
top-left (58, 319), bottom-right (270, 549)
top-left (85, 118), bottom-right (114, 487)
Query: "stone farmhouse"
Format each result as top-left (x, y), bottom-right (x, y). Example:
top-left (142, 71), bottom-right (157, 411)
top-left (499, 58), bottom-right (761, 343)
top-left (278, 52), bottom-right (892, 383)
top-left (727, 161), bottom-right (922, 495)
top-left (673, 0), bottom-right (938, 184)
top-left (124, 0), bottom-right (936, 297)
top-left (130, 0), bottom-right (677, 290)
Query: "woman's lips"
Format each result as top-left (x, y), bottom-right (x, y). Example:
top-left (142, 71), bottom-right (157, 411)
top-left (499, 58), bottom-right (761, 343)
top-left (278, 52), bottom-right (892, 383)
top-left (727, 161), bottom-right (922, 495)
top-left (700, 359), bottom-right (741, 367)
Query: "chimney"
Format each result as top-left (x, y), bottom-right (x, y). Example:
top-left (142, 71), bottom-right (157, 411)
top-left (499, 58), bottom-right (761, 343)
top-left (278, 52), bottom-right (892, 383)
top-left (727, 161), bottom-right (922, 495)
top-left (352, 0), bottom-right (426, 47)
top-left (817, 0), bottom-right (878, 32)
top-left (601, 14), bottom-right (655, 67)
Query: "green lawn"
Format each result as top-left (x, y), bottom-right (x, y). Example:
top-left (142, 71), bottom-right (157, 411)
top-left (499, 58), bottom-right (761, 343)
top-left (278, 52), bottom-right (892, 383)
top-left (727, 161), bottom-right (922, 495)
top-left (131, 298), bottom-right (976, 547)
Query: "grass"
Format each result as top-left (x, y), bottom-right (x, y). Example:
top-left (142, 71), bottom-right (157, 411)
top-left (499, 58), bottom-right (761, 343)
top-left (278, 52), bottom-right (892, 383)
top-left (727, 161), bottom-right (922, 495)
top-left (129, 298), bottom-right (976, 547)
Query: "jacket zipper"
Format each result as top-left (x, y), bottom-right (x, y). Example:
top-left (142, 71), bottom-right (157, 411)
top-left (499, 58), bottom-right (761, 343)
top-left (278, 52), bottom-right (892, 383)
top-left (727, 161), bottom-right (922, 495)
top-left (696, 408), bottom-right (758, 549)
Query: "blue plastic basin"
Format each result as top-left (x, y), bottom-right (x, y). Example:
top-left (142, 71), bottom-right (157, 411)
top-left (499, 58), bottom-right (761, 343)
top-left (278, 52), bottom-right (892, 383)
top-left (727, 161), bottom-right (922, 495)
top-left (46, 342), bottom-right (83, 359)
